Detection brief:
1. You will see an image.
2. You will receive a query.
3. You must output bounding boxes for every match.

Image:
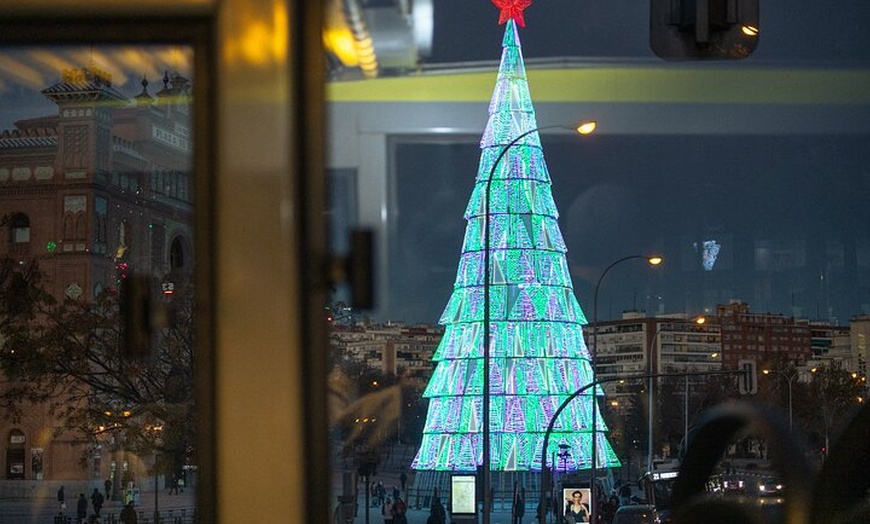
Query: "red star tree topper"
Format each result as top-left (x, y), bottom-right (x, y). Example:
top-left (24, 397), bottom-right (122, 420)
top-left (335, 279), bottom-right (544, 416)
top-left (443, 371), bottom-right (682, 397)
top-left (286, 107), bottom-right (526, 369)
top-left (492, 0), bottom-right (532, 27)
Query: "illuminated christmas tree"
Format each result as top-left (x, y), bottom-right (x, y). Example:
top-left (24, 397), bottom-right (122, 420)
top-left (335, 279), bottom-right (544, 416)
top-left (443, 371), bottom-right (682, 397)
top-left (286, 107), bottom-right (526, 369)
top-left (411, 3), bottom-right (620, 472)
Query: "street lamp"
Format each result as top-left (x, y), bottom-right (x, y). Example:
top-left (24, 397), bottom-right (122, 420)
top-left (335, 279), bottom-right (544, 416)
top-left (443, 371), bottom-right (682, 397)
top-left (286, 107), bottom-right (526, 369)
top-left (148, 423), bottom-right (164, 524)
top-left (481, 121), bottom-right (595, 524)
top-left (102, 402), bottom-right (133, 503)
top-left (763, 368), bottom-right (797, 431)
top-left (539, 368), bottom-right (746, 524)
top-left (591, 255), bottom-right (661, 523)
top-left (682, 349), bottom-right (717, 455)
top-left (646, 327), bottom-right (663, 473)
top-left (646, 315), bottom-right (705, 471)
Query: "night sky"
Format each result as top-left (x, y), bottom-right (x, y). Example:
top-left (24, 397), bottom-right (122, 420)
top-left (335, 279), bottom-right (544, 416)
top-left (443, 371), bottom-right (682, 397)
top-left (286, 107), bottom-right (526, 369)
top-left (424, 0), bottom-right (870, 65)
top-left (389, 132), bottom-right (870, 325)
top-left (381, 0), bottom-right (870, 325)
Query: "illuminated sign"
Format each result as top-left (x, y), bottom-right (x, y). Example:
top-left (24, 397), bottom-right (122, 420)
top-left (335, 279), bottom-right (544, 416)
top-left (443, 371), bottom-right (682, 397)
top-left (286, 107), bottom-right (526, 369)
top-left (450, 475), bottom-right (476, 515)
top-left (652, 471), bottom-right (679, 481)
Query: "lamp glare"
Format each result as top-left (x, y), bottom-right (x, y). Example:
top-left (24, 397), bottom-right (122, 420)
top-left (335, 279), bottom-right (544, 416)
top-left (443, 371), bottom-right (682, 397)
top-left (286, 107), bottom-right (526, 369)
top-left (576, 121), bottom-right (596, 135)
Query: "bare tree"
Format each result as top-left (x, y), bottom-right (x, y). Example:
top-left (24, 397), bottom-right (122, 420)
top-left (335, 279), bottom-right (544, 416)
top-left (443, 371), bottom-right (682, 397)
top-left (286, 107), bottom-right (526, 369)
top-left (0, 258), bottom-right (195, 479)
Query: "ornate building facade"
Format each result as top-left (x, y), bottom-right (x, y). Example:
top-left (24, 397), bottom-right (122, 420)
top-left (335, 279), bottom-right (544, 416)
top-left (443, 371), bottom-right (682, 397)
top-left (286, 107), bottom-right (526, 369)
top-left (0, 67), bottom-right (194, 482)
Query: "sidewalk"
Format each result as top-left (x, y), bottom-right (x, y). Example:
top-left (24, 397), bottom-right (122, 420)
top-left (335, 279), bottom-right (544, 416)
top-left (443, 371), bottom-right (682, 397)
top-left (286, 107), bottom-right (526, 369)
top-left (117, 488), bottom-right (197, 521)
top-left (351, 503), bottom-right (528, 524)
top-left (0, 489), bottom-right (196, 524)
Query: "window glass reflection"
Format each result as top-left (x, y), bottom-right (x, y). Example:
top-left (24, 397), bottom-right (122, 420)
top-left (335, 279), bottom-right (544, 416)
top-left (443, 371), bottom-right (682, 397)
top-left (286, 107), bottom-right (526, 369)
top-left (325, 2), bottom-right (870, 521)
top-left (0, 45), bottom-right (197, 522)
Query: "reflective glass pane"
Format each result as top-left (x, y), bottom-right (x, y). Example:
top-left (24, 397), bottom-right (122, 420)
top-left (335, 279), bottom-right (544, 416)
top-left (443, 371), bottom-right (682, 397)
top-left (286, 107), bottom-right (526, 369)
top-left (0, 45), bottom-right (198, 523)
top-left (324, 1), bottom-right (870, 523)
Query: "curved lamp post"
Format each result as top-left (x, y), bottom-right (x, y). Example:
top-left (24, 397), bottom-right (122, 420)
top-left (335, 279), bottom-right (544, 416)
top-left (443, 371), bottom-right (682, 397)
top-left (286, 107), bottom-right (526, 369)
top-left (646, 326), bottom-right (664, 473)
top-left (539, 366), bottom-right (747, 524)
top-left (482, 121), bottom-right (595, 524)
top-left (539, 371), bottom-right (660, 524)
top-left (646, 315), bottom-right (705, 472)
top-left (763, 368), bottom-right (797, 431)
top-left (590, 254), bottom-right (661, 524)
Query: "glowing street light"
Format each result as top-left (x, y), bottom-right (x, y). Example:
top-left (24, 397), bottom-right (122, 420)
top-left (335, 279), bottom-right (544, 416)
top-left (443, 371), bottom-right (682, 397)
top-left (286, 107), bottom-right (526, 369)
top-left (763, 368), bottom-right (797, 431)
top-left (591, 254), bottom-right (662, 524)
top-left (576, 121), bottom-right (597, 135)
top-left (646, 315), bottom-right (705, 472)
top-left (482, 121), bottom-right (595, 524)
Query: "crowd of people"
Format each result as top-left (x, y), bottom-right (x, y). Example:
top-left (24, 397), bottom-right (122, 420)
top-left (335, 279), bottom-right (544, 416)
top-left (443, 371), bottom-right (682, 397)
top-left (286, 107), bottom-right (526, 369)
top-left (374, 475), bottom-right (420, 524)
top-left (54, 484), bottom-right (143, 523)
top-left (55, 485), bottom-right (122, 523)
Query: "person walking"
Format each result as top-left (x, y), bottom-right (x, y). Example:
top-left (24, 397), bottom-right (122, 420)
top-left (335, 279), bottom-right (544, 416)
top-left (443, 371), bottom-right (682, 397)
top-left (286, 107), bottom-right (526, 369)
top-left (169, 474), bottom-right (180, 495)
top-left (91, 488), bottom-right (104, 516)
top-left (392, 496), bottom-right (408, 524)
top-left (427, 494), bottom-right (446, 524)
top-left (120, 501), bottom-right (138, 524)
top-left (57, 485), bottom-right (66, 511)
top-left (381, 496), bottom-right (394, 524)
top-left (105, 479), bottom-right (113, 502)
top-left (512, 486), bottom-right (525, 524)
top-left (376, 481), bottom-right (386, 506)
top-left (76, 493), bottom-right (88, 523)
top-left (602, 495), bottom-right (620, 524)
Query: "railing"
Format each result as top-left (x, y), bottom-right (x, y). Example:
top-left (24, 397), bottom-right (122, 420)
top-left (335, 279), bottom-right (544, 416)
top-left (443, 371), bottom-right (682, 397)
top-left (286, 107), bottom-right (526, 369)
top-left (50, 508), bottom-right (197, 524)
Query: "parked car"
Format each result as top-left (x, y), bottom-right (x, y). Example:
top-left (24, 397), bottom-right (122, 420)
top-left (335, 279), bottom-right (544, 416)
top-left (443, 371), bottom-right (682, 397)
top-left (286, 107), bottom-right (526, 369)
top-left (612, 504), bottom-right (663, 524)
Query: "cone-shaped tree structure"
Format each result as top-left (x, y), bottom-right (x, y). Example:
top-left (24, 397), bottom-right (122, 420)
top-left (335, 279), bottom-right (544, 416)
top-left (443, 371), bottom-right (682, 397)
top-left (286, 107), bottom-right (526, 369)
top-left (411, 19), bottom-right (620, 472)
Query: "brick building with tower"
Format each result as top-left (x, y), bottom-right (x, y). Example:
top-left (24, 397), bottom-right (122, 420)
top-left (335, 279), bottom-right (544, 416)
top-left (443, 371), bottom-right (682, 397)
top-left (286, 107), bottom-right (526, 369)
top-left (0, 66), bottom-right (194, 483)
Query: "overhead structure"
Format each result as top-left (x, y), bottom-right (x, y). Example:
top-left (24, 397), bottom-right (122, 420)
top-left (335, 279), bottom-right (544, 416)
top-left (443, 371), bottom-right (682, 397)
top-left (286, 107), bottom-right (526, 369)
top-left (323, 0), bottom-right (433, 79)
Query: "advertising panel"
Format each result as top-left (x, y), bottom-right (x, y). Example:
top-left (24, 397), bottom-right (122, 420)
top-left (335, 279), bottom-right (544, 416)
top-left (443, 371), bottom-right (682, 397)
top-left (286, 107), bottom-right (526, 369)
top-left (451, 475), bottom-right (477, 515)
top-left (562, 487), bottom-right (592, 523)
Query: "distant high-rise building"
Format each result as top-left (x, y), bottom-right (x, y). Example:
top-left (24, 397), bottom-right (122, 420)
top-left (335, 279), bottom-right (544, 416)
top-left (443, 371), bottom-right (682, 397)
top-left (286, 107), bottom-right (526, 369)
top-left (716, 301), bottom-right (812, 370)
top-left (851, 315), bottom-right (870, 382)
top-left (590, 312), bottom-right (722, 400)
top-left (330, 321), bottom-right (443, 384)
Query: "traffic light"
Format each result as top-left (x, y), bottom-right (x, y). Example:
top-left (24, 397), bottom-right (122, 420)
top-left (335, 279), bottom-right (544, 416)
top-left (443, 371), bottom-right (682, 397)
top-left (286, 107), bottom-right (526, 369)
top-left (738, 359), bottom-right (758, 395)
top-left (650, 0), bottom-right (760, 60)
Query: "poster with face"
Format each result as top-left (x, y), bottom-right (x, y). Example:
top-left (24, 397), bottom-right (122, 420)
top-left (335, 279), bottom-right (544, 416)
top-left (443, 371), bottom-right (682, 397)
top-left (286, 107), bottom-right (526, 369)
top-left (562, 487), bottom-right (591, 523)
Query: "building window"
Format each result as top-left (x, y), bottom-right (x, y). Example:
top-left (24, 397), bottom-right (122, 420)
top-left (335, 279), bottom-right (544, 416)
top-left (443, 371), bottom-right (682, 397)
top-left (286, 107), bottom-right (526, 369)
top-left (9, 213), bottom-right (30, 243)
top-left (170, 236), bottom-right (186, 271)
